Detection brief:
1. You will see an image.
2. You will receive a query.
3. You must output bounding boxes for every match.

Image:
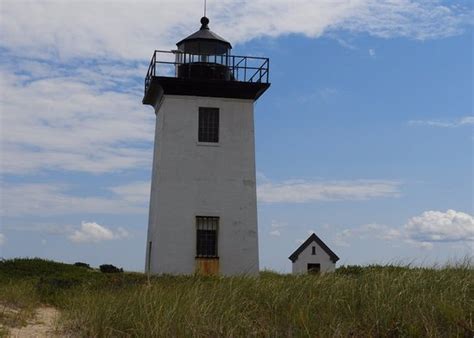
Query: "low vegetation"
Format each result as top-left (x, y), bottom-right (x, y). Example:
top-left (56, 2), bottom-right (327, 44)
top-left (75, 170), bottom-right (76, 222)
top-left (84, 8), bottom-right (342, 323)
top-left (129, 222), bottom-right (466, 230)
top-left (0, 258), bottom-right (472, 337)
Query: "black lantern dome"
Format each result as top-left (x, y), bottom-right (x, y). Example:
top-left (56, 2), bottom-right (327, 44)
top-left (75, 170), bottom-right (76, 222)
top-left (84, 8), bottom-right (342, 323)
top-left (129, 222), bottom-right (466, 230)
top-left (176, 17), bottom-right (231, 55)
top-left (175, 17), bottom-right (232, 81)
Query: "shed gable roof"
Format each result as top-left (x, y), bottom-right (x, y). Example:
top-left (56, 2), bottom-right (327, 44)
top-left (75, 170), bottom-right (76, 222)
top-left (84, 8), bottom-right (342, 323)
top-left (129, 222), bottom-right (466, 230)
top-left (288, 233), bottom-right (339, 263)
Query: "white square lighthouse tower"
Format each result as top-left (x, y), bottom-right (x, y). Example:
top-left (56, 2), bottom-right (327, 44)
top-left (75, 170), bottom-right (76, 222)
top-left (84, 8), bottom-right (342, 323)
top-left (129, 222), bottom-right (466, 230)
top-left (143, 17), bottom-right (270, 276)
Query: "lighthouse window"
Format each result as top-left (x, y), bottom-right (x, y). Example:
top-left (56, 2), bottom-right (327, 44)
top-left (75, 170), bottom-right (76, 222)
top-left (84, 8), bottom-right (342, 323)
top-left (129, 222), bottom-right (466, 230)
top-left (198, 107), bottom-right (219, 143)
top-left (196, 216), bottom-right (219, 258)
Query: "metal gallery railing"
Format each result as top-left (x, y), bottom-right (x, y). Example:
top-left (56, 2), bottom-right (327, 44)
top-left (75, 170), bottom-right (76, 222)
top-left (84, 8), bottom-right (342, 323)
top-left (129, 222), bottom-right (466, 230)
top-left (144, 50), bottom-right (269, 96)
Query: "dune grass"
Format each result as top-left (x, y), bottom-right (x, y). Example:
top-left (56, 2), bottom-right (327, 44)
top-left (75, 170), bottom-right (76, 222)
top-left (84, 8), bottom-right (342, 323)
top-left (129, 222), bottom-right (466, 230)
top-left (0, 258), bottom-right (472, 337)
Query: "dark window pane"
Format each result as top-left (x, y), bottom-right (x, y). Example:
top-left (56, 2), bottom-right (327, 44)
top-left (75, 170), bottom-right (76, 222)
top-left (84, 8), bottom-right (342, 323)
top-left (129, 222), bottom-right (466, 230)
top-left (198, 107), bottom-right (219, 143)
top-left (196, 216), bottom-right (219, 257)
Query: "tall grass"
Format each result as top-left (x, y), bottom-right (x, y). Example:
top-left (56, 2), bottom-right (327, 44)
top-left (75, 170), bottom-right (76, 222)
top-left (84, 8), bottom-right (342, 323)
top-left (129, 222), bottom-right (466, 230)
top-left (1, 258), bottom-right (472, 337)
top-left (62, 266), bottom-right (472, 336)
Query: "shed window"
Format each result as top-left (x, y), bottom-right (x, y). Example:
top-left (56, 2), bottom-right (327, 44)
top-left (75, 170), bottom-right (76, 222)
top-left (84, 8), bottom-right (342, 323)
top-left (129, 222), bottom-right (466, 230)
top-left (198, 107), bottom-right (219, 143)
top-left (196, 216), bottom-right (219, 257)
top-left (311, 246), bottom-right (316, 255)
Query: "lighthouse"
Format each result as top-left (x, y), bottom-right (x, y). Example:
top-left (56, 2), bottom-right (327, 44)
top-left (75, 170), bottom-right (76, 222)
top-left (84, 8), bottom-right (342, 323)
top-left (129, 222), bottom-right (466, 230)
top-left (143, 17), bottom-right (270, 275)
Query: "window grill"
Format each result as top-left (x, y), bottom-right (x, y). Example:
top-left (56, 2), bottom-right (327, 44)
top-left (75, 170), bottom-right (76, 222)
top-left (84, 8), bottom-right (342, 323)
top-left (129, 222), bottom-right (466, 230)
top-left (198, 107), bottom-right (219, 143)
top-left (196, 216), bottom-right (219, 258)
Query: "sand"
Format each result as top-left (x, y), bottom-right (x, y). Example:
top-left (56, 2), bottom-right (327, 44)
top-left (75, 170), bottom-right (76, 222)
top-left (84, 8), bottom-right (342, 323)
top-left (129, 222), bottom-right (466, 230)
top-left (7, 307), bottom-right (60, 338)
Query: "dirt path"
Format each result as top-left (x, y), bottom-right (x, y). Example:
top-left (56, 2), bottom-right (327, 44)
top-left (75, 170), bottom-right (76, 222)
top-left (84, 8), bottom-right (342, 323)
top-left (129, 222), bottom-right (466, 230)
top-left (8, 307), bottom-right (60, 338)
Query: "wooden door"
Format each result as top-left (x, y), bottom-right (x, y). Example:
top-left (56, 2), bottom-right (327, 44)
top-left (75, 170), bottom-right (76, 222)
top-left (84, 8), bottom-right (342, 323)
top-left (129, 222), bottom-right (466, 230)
top-left (196, 258), bottom-right (219, 275)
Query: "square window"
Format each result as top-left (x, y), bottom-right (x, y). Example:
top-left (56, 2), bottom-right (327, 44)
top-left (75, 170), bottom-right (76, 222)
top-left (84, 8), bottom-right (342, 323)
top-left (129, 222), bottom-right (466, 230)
top-left (198, 107), bottom-right (219, 143)
top-left (196, 216), bottom-right (219, 257)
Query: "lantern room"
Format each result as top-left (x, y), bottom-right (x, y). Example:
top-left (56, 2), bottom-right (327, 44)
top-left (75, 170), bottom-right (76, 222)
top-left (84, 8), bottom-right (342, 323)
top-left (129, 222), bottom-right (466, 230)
top-left (175, 17), bottom-right (232, 80)
top-left (142, 16), bottom-right (270, 107)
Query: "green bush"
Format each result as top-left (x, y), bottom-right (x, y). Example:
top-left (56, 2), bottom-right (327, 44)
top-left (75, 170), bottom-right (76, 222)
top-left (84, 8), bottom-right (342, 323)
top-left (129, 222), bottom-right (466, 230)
top-left (73, 262), bottom-right (91, 269)
top-left (99, 264), bottom-right (123, 273)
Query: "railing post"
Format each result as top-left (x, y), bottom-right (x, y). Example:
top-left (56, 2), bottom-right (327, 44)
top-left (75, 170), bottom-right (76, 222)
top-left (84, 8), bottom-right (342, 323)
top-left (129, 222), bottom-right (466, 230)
top-left (232, 56), bottom-right (235, 80)
top-left (244, 57), bottom-right (247, 82)
top-left (266, 59), bottom-right (269, 83)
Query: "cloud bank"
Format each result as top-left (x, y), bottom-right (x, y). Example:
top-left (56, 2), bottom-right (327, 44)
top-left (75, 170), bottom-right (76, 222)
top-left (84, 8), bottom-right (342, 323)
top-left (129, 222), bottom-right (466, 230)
top-left (1, 182), bottom-right (149, 217)
top-left (1, 1), bottom-right (471, 176)
top-left (408, 116), bottom-right (474, 128)
top-left (1, 1), bottom-right (471, 60)
top-left (0, 65), bottom-right (154, 174)
top-left (258, 179), bottom-right (401, 203)
top-left (2, 178), bottom-right (401, 218)
top-left (334, 209), bottom-right (474, 248)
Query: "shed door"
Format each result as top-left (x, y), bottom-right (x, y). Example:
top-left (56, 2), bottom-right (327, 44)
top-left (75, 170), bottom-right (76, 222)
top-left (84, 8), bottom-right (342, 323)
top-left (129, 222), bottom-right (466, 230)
top-left (307, 263), bottom-right (321, 274)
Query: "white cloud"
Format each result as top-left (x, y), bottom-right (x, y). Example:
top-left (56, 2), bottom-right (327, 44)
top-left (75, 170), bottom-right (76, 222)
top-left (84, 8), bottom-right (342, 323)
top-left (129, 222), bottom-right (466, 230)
top-left (381, 228), bottom-right (403, 241)
top-left (69, 221), bottom-right (129, 243)
top-left (369, 48), bottom-right (376, 57)
top-left (270, 220), bottom-right (286, 229)
top-left (334, 229), bottom-right (352, 247)
top-left (1, 1), bottom-right (471, 61)
top-left (333, 209), bottom-right (473, 248)
top-left (269, 220), bottom-right (286, 237)
top-left (269, 230), bottom-right (281, 237)
top-left (0, 233), bottom-right (5, 246)
top-left (257, 179), bottom-right (401, 203)
top-left (1, 182), bottom-right (149, 216)
top-left (408, 116), bottom-right (474, 128)
top-left (404, 209), bottom-right (474, 242)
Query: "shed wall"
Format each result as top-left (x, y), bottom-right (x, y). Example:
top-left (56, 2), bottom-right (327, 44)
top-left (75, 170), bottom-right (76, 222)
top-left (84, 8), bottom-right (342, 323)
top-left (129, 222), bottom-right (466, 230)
top-left (292, 241), bottom-right (336, 274)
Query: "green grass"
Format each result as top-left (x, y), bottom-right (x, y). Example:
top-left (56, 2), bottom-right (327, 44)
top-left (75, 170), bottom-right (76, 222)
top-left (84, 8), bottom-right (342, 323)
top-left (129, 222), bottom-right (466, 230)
top-left (0, 258), bottom-right (472, 337)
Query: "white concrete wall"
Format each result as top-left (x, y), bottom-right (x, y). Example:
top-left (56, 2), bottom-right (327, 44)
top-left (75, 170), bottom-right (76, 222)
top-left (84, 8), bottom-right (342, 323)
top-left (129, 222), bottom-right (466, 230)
top-left (146, 95), bottom-right (259, 276)
top-left (292, 241), bottom-right (336, 274)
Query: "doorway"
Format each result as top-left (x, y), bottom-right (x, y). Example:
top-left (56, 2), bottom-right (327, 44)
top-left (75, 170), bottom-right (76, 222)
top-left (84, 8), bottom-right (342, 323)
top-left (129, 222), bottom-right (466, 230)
top-left (307, 263), bottom-right (321, 274)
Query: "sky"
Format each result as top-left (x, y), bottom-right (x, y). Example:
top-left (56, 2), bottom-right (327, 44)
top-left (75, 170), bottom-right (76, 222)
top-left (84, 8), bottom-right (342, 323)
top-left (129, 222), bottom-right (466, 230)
top-left (0, 0), bottom-right (473, 273)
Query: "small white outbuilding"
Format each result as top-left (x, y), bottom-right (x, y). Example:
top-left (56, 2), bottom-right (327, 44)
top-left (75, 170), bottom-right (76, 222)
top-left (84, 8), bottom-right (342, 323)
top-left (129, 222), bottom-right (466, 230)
top-left (289, 233), bottom-right (339, 274)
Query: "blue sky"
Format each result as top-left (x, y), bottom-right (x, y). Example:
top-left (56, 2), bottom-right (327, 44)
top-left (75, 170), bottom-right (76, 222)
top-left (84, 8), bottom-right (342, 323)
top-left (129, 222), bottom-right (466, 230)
top-left (1, 0), bottom-right (473, 272)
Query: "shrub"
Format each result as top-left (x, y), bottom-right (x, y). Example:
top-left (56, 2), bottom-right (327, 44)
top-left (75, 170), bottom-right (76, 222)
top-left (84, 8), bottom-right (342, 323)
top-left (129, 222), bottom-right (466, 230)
top-left (73, 262), bottom-right (91, 269)
top-left (99, 264), bottom-right (123, 273)
top-left (36, 277), bottom-right (80, 303)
